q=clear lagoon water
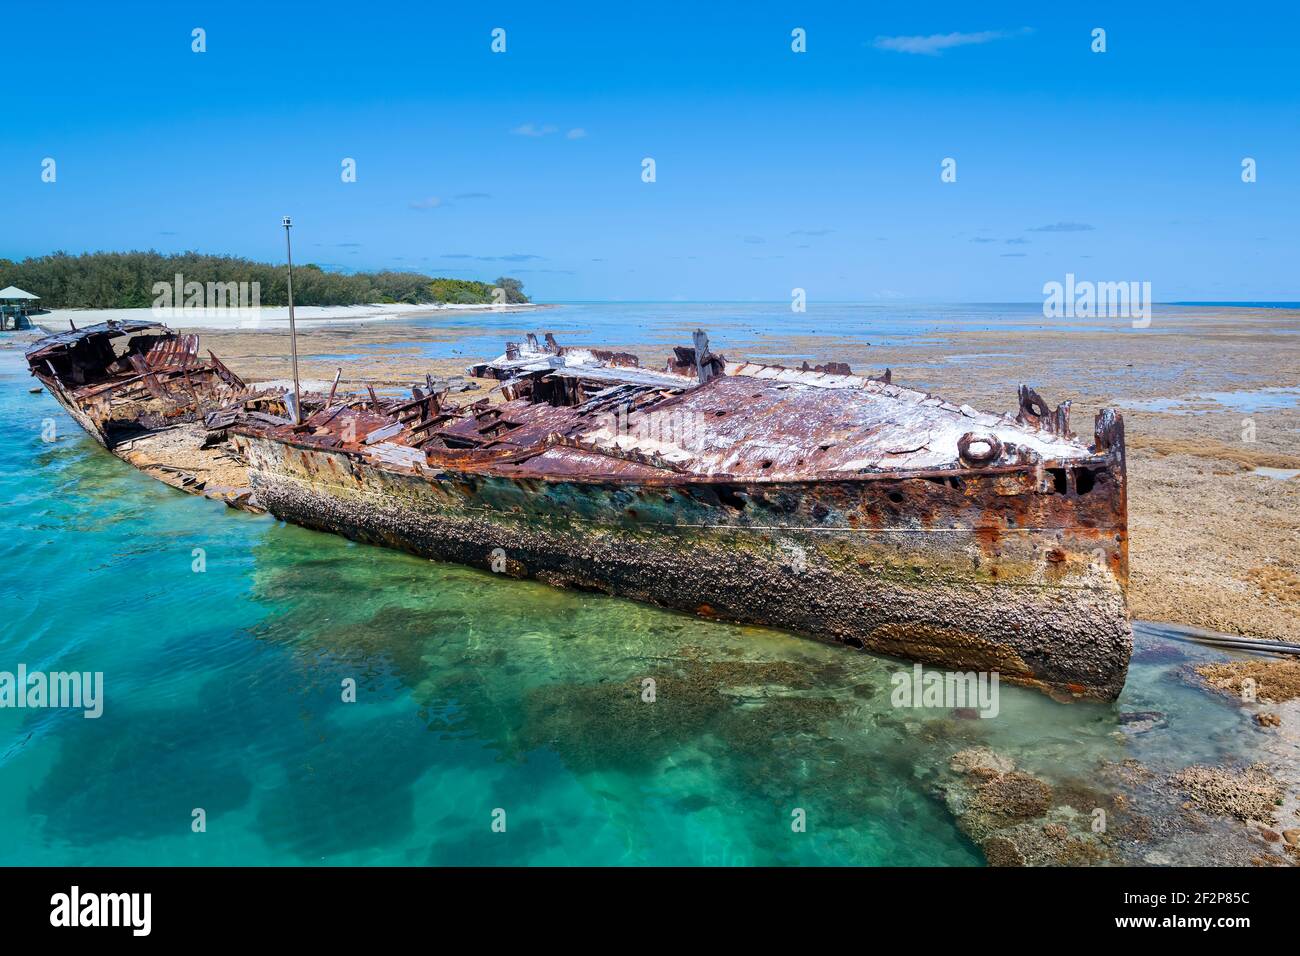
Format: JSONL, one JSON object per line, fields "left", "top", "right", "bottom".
{"left": 0, "top": 320, "right": 1264, "bottom": 866}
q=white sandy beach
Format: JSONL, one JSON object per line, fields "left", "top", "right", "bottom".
{"left": 32, "top": 301, "right": 543, "bottom": 333}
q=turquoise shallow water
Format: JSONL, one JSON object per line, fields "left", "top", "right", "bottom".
{"left": 0, "top": 331, "right": 1260, "bottom": 866}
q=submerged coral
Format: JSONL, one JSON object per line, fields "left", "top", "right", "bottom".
{"left": 941, "top": 748, "right": 1113, "bottom": 866}
{"left": 518, "top": 650, "right": 840, "bottom": 774}
{"left": 1169, "top": 763, "right": 1283, "bottom": 824}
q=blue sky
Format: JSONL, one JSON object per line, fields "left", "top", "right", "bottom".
{"left": 4, "top": 1, "right": 1297, "bottom": 301}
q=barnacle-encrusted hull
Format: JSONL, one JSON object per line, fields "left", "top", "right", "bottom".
{"left": 240, "top": 429, "right": 1131, "bottom": 700}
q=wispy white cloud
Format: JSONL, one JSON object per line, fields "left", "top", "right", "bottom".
{"left": 873, "top": 27, "right": 1031, "bottom": 56}
{"left": 513, "top": 123, "right": 587, "bottom": 139}
{"left": 1028, "top": 221, "right": 1095, "bottom": 232}
{"left": 512, "top": 123, "right": 559, "bottom": 137}
{"left": 512, "top": 122, "right": 559, "bottom": 137}
{"left": 439, "top": 253, "right": 544, "bottom": 262}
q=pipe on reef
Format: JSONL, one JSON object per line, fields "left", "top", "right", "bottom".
{"left": 1136, "top": 621, "right": 1300, "bottom": 657}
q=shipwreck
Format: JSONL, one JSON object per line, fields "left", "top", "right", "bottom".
{"left": 27, "top": 320, "right": 1132, "bottom": 700}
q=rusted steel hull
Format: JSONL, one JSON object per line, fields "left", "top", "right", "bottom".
{"left": 239, "top": 434, "right": 1131, "bottom": 700}
{"left": 40, "top": 381, "right": 113, "bottom": 447}
{"left": 28, "top": 320, "right": 1133, "bottom": 700}
{"left": 26, "top": 320, "right": 269, "bottom": 509}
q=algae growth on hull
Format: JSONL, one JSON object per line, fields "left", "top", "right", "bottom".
{"left": 2, "top": 346, "right": 1294, "bottom": 866}
{"left": 239, "top": 430, "right": 1131, "bottom": 701}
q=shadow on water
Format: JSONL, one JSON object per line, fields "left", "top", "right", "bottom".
{"left": 27, "top": 685, "right": 254, "bottom": 842}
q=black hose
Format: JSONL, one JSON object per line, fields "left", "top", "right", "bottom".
{"left": 1134, "top": 621, "right": 1300, "bottom": 657}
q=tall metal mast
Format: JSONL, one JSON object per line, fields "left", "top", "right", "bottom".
{"left": 282, "top": 216, "right": 302, "bottom": 423}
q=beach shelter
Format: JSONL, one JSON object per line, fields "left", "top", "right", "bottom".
{"left": 0, "top": 286, "right": 40, "bottom": 329}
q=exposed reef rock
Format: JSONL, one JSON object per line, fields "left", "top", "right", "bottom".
{"left": 1169, "top": 763, "right": 1283, "bottom": 825}
{"left": 941, "top": 748, "right": 1112, "bottom": 866}
{"left": 940, "top": 746, "right": 1299, "bottom": 867}
{"left": 1194, "top": 658, "right": 1300, "bottom": 704}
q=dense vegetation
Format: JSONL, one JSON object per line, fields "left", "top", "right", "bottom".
{"left": 0, "top": 252, "right": 528, "bottom": 308}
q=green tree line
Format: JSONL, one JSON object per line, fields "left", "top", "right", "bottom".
{"left": 0, "top": 251, "right": 529, "bottom": 308}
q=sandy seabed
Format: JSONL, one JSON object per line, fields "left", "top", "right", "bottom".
{"left": 36, "top": 301, "right": 544, "bottom": 331}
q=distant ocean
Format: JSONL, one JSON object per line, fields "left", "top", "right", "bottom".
{"left": 391, "top": 300, "right": 1298, "bottom": 363}
{"left": 1167, "top": 301, "right": 1300, "bottom": 308}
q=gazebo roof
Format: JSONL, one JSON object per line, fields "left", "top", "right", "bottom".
{"left": 0, "top": 286, "right": 40, "bottom": 300}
